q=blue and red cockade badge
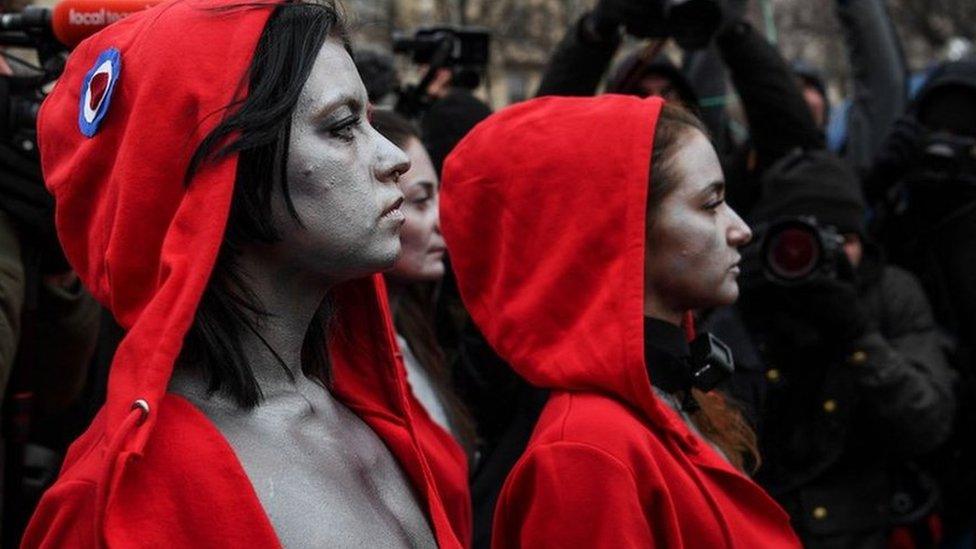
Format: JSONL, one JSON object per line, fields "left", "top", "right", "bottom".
{"left": 78, "top": 48, "right": 121, "bottom": 137}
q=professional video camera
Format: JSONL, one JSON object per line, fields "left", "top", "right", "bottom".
{"left": 661, "top": 0, "right": 723, "bottom": 50}
{"left": 915, "top": 131, "right": 976, "bottom": 187}
{"left": 0, "top": 6, "right": 66, "bottom": 154}
{"left": 391, "top": 26, "right": 490, "bottom": 118}
{"left": 742, "top": 216, "right": 846, "bottom": 286}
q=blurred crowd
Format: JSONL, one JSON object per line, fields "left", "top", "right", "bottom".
{"left": 1, "top": 0, "right": 975, "bottom": 547}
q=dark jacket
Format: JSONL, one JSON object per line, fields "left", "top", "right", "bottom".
{"left": 707, "top": 253, "right": 956, "bottom": 547}
{"left": 868, "top": 63, "right": 976, "bottom": 533}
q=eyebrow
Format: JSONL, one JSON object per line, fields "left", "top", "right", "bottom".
{"left": 414, "top": 180, "right": 437, "bottom": 192}
{"left": 312, "top": 94, "right": 363, "bottom": 123}
{"left": 698, "top": 180, "right": 725, "bottom": 197}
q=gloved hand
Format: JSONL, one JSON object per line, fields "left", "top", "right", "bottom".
{"left": 590, "top": 0, "right": 668, "bottom": 39}
{"left": 741, "top": 256, "right": 872, "bottom": 350}
{"left": 778, "top": 277, "right": 871, "bottom": 344}
{"left": 864, "top": 115, "right": 924, "bottom": 203}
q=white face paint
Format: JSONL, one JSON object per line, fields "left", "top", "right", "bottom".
{"left": 275, "top": 38, "right": 410, "bottom": 285}
{"left": 644, "top": 129, "right": 753, "bottom": 320}
{"left": 388, "top": 137, "right": 445, "bottom": 282}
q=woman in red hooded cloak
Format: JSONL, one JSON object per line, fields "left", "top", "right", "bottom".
{"left": 440, "top": 97, "right": 801, "bottom": 548}
{"left": 23, "top": 1, "right": 468, "bottom": 547}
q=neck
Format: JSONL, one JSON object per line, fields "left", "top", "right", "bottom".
{"left": 235, "top": 249, "right": 333, "bottom": 391}
{"left": 643, "top": 297, "right": 684, "bottom": 327}
{"left": 386, "top": 276, "right": 407, "bottom": 317}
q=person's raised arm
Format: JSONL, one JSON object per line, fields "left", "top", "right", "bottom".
{"left": 535, "top": 0, "right": 668, "bottom": 97}
{"left": 835, "top": 0, "right": 908, "bottom": 173}
{"left": 716, "top": 19, "right": 824, "bottom": 171}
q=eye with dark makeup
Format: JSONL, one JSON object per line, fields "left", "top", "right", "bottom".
{"left": 328, "top": 115, "right": 360, "bottom": 141}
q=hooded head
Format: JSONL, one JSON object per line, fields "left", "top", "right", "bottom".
{"left": 40, "top": 0, "right": 421, "bottom": 476}
{"left": 750, "top": 150, "right": 866, "bottom": 235}
{"left": 440, "top": 96, "right": 752, "bottom": 436}
{"left": 35, "top": 2, "right": 467, "bottom": 545}
{"left": 913, "top": 59, "right": 976, "bottom": 137}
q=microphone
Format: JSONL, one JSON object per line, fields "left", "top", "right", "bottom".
{"left": 52, "top": 0, "right": 161, "bottom": 48}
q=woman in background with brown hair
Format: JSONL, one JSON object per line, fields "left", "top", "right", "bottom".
{"left": 372, "top": 110, "right": 476, "bottom": 450}
{"left": 372, "top": 109, "right": 477, "bottom": 547}
{"left": 439, "top": 95, "right": 799, "bottom": 548}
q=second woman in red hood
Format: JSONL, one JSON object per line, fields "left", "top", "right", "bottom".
{"left": 440, "top": 95, "right": 801, "bottom": 548}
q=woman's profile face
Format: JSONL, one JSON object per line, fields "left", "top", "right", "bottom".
{"left": 645, "top": 128, "right": 752, "bottom": 314}
{"left": 388, "top": 137, "right": 446, "bottom": 282}
{"left": 276, "top": 38, "right": 410, "bottom": 284}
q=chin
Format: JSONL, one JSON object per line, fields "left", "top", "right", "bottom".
{"left": 423, "top": 261, "right": 446, "bottom": 280}
{"left": 717, "top": 283, "right": 740, "bottom": 306}
{"left": 373, "top": 240, "right": 402, "bottom": 272}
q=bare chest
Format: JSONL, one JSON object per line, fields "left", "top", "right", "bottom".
{"left": 170, "top": 377, "right": 436, "bottom": 548}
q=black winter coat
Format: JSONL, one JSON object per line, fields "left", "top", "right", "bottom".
{"left": 707, "top": 257, "right": 956, "bottom": 548}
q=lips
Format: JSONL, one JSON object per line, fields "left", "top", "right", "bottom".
{"left": 728, "top": 256, "right": 741, "bottom": 274}
{"left": 381, "top": 196, "right": 404, "bottom": 219}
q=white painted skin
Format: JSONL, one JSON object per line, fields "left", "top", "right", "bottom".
{"left": 644, "top": 128, "right": 753, "bottom": 325}
{"left": 169, "top": 38, "right": 437, "bottom": 549}
{"left": 387, "top": 137, "right": 446, "bottom": 283}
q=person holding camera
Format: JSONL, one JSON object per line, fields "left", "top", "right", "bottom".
{"left": 867, "top": 57, "right": 976, "bottom": 543}
{"left": 440, "top": 96, "right": 800, "bottom": 548}
{"left": 706, "top": 150, "right": 956, "bottom": 547}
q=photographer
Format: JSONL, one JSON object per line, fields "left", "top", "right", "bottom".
{"left": 868, "top": 57, "right": 976, "bottom": 542}
{"left": 707, "top": 150, "right": 956, "bottom": 547}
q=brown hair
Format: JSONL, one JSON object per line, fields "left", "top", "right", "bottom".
{"left": 372, "top": 109, "right": 478, "bottom": 453}
{"left": 648, "top": 103, "right": 760, "bottom": 473}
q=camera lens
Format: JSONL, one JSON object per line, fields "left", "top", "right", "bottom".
{"left": 766, "top": 226, "right": 820, "bottom": 281}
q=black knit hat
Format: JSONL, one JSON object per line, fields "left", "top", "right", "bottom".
{"left": 750, "top": 150, "right": 866, "bottom": 234}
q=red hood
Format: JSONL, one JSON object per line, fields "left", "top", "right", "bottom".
{"left": 441, "top": 94, "right": 679, "bottom": 428}
{"left": 37, "top": 1, "right": 463, "bottom": 545}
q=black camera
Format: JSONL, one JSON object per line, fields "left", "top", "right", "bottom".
{"left": 392, "top": 26, "right": 489, "bottom": 70}
{"left": 917, "top": 131, "right": 976, "bottom": 187}
{"left": 391, "top": 26, "right": 490, "bottom": 118}
{"left": 665, "top": 0, "right": 724, "bottom": 50}
{"left": 743, "top": 216, "right": 846, "bottom": 286}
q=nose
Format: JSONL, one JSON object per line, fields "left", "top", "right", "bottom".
{"left": 374, "top": 132, "right": 410, "bottom": 185}
{"left": 433, "top": 194, "right": 442, "bottom": 235}
{"left": 727, "top": 206, "right": 753, "bottom": 247}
